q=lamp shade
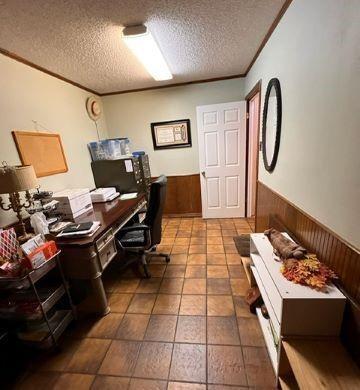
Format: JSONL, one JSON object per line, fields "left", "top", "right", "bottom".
{"left": 0, "top": 165, "right": 38, "bottom": 194}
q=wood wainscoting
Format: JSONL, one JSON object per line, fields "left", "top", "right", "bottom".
{"left": 256, "top": 181, "right": 360, "bottom": 364}
{"left": 161, "top": 174, "right": 202, "bottom": 217}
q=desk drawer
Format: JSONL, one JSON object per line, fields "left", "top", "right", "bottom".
{"left": 96, "top": 228, "right": 114, "bottom": 251}
{"left": 251, "top": 253, "right": 282, "bottom": 322}
{"left": 98, "top": 238, "right": 117, "bottom": 271}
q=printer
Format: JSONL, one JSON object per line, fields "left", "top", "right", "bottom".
{"left": 51, "top": 189, "right": 93, "bottom": 219}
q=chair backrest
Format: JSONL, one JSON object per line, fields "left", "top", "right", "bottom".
{"left": 144, "top": 175, "right": 167, "bottom": 245}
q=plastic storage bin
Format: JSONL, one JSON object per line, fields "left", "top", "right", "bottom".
{"left": 88, "top": 138, "right": 130, "bottom": 161}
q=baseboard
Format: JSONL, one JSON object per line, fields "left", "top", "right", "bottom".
{"left": 164, "top": 212, "right": 202, "bottom": 218}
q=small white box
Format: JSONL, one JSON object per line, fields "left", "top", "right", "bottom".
{"left": 52, "top": 189, "right": 93, "bottom": 218}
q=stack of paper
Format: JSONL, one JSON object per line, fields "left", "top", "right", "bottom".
{"left": 91, "top": 188, "right": 119, "bottom": 203}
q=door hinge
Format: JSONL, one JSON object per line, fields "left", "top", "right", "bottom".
{"left": 246, "top": 112, "right": 249, "bottom": 120}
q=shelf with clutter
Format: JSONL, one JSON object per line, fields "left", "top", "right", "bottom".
{"left": 0, "top": 228, "right": 76, "bottom": 348}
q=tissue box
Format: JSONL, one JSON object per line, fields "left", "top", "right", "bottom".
{"left": 27, "top": 241, "right": 58, "bottom": 269}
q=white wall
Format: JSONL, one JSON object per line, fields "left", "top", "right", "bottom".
{"left": 0, "top": 54, "right": 108, "bottom": 227}
{"left": 102, "top": 78, "right": 245, "bottom": 176}
{"left": 245, "top": 0, "right": 360, "bottom": 248}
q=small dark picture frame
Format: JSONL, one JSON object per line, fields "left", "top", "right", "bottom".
{"left": 151, "top": 119, "right": 192, "bottom": 150}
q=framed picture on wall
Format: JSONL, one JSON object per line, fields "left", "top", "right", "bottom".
{"left": 151, "top": 119, "right": 191, "bottom": 150}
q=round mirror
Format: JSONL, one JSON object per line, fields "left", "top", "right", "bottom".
{"left": 262, "top": 78, "right": 282, "bottom": 172}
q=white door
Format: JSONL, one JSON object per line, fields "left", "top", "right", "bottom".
{"left": 197, "top": 101, "right": 247, "bottom": 218}
{"left": 247, "top": 92, "right": 260, "bottom": 217}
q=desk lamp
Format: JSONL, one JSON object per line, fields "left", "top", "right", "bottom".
{"left": 0, "top": 163, "right": 38, "bottom": 242}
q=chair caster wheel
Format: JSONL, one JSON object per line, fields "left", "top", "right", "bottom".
{"left": 165, "top": 256, "right": 171, "bottom": 263}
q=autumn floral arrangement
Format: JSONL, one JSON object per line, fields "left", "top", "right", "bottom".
{"left": 264, "top": 229, "right": 337, "bottom": 291}
{"left": 280, "top": 254, "right": 337, "bottom": 290}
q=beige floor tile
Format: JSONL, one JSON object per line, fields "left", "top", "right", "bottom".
{"left": 207, "top": 236, "right": 223, "bottom": 245}
{"left": 129, "top": 378, "right": 167, "bottom": 390}
{"left": 170, "top": 254, "right": 188, "bottom": 264}
{"left": 207, "top": 265, "right": 229, "bottom": 278}
{"left": 230, "top": 279, "right": 249, "bottom": 296}
{"left": 207, "top": 278, "right": 232, "bottom": 295}
{"left": 185, "top": 265, "right": 207, "bottom": 278}
{"left": 127, "top": 294, "right": 156, "bottom": 314}
{"left": 189, "top": 245, "right": 207, "bottom": 254}
{"left": 168, "top": 382, "right": 206, "bottom": 390}
{"left": 174, "top": 237, "right": 191, "bottom": 245}
{"left": 159, "top": 278, "right": 184, "bottom": 294}
{"left": 134, "top": 342, "right": 173, "bottom": 379}
{"left": 179, "top": 295, "right": 206, "bottom": 315}
{"left": 190, "top": 237, "right": 206, "bottom": 245}
{"left": 238, "top": 317, "right": 265, "bottom": 347}
{"left": 182, "top": 278, "right": 206, "bottom": 294}
{"left": 152, "top": 294, "right": 181, "bottom": 314}
{"left": 207, "top": 317, "right": 240, "bottom": 345}
{"left": 169, "top": 343, "right": 206, "bottom": 383}
{"left": 187, "top": 254, "right": 207, "bottom": 264}
{"left": 226, "top": 254, "right": 242, "bottom": 265}
{"left": 207, "top": 245, "right": 225, "bottom": 254}
{"left": 164, "top": 265, "right": 186, "bottom": 278}
{"left": 206, "top": 254, "right": 227, "bottom": 265}
{"left": 208, "top": 345, "right": 247, "bottom": 386}
{"left": 175, "top": 316, "right": 206, "bottom": 344}
{"left": 116, "top": 314, "right": 150, "bottom": 340}
{"left": 54, "top": 373, "right": 94, "bottom": 390}
{"left": 136, "top": 278, "right": 162, "bottom": 293}
{"left": 207, "top": 230, "right": 221, "bottom": 237}
{"left": 108, "top": 293, "right": 133, "bottom": 313}
{"left": 92, "top": 376, "right": 130, "bottom": 390}
{"left": 171, "top": 245, "right": 189, "bottom": 254}
{"left": 144, "top": 315, "right": 177, "bottom": 342}
{"left": 99, "top": 340, "right": 141, "bottom": 376}
{"left": 207, "top": 295, "right": 234, "bottom": 316}
{"left": 67, "top": 338, "right": 111, "bottom": 374}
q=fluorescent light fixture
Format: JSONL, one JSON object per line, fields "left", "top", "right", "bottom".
{"left": 122, "top": 25, "right": 173, "bottom": 81}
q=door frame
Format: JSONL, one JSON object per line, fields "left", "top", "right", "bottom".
{"left": 245, "top": 80, "right": 262, "bottom": 230}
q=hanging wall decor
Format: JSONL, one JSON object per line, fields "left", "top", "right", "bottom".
{"left": 262, "top": 78, "right": 282, "bottom": 172}
{"left": 151, "top": 119, "right": 191, "bottom": 150}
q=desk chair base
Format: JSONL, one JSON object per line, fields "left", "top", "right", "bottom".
{"left": 120, "top": 245, "right": 170, "bottom": 279}
{"left": 142, "top": 251, "right": 170, "bottom": 278}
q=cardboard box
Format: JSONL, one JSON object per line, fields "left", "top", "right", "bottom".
{"left": 52, "top": 188, "right": 93, "bottom": 218}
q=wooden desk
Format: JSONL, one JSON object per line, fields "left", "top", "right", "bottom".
{"left": 56, "top": 194, "right": 146, "bottom": 316}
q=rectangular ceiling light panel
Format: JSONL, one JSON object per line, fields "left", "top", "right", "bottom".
{"left": 123, "top": 25, "right": 173, "bottom": 81}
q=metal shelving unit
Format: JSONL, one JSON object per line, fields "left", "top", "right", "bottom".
{"left": 0, "top": 251, "right": 76, "bottom": 348}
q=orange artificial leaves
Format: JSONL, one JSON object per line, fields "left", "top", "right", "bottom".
{"left": 280, "top": 254, "right": 337, "bottom": 291}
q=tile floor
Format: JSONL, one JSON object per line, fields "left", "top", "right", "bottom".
{"left": 16, "top": 216, "right": 276, "bottom": 389}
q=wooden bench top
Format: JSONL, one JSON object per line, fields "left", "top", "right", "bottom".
{"left": 282, "top": 338, "right": 360, "bottom": 389}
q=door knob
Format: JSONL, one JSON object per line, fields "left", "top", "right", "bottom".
{"left": 201, "top": 171, "right": 206, "bottom": 177}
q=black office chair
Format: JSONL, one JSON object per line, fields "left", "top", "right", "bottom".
{"left": 116, "top": 175, "right": 170, "bottom": 278}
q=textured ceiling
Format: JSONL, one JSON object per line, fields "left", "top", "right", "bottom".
{"left": 0, "top": 0, "right": 286, "bottom": 94}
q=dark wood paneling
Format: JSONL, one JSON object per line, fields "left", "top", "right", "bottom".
{"left": 161, "top": 174, "right": 202, "bottom": 216}
{"left": 256, "top": 181, "right": 359, "bottom": 298}
{"left": 256, "top": 181, "right": 360, "bottom": 364}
